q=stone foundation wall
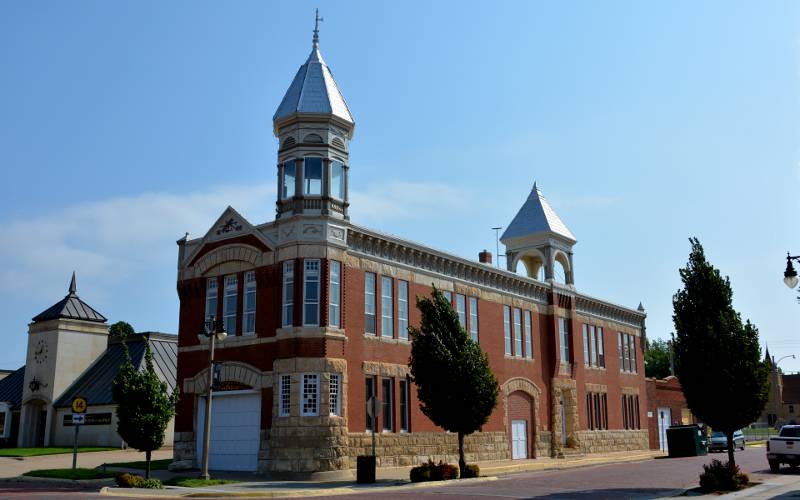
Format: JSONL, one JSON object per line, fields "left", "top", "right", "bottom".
{"left": 536, "top": 430, "right": 553, "bottom": 458}
{"left": 266, "top": 416, "right": 349, "bottom": 473}
{"left": 347, "top": 431, "right": 509, "bottom": 467}
{"left": 575, "top": 429, "right": 649, "bottom": 453}
{"left": 171, "top": 431, "right": 195, "bottom": 470}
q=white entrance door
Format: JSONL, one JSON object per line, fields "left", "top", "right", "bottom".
{"left": 511, "top": 420, "right": 528, "bottom": 459}
{"left": 658, "top": 407, "right": 672, "bottom": 452}
{"left": 197, "top": 390, "right": 261, "bottom": 471}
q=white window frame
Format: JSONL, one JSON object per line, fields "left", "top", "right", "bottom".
{"left": 456, "top": 294, "right": 467, "bottom": 328}
{"left": 331, "top": 161, "right": 345, "bottom": 200}
{"left": 524, "top": 310, "right": 533, "bottom": 359}
{"left": 623, "top": 333, "right": 630, "bottom": 372}
{"left": 630, "top": 336, "right": 637, "bottom": 372}
{"left": 559, "top": 317, "right": 570, "bottom": 364}
{"left": 301, "top": 373, "right": 320, "bottom": 417}
{"left": 503, "top": 306, "right": 512, "bottom": 356}
{"left": 329, "top": 373, "right": 341, "bottom": 416}
{"left": 223, "top": 275, "right": 237, "bottom": 336}
{"left": 398, "top": 280, "right": 409, "bottom": 340}
{"left": 303, "top": 260, "right": 320, "bottom": 326}
{"left": 381, "top": 276, "right": 393, "bottom": 338}
{"left": 242, "top": 271, "right": 256, "bottom": 336}
{"left": 205, "top": 278, "right": 217, "bottom": 321}
{"left": 365, "top": 272, "right": 376, "bottom": 335}
{"left": 469, "top": 297, "right": 479, "bottom": 342}
{"left": 399, "top": 378, "right": 410, "bottom": 432}
{"left": 329, "top": 261, "right": 341, "bottom": 328}
{"left": 582, "top": 324, "right": 590, "bottom": 367}
{"left": 590, "top": 325, "right": 598, "bottom": 367}
{"left": 513, "top": 308, "right": 522, "bottom": 357}
{"left": 282, "top": 261, "right": 294, "bottom": 328}
{"left": 279, "top": 374, "right": 291, "bottom": 417}
{"left": 597, "top": 327, "right": 605, "bottom": 367}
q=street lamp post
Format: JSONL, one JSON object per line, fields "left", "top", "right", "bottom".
{"left": 784, "top": 253, "right": 800, "bottom": 291}
{"left": 199, "top": 315, "right": 227, "bottom": 481}
{"left": 776, "top": 354, "right": 796, "bottom": 369}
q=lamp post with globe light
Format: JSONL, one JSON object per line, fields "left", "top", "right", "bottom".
{"left": 199, "top": 315, "right": 227, "bottom": 480}
{"left": 784, "top": 253, "right": 800, "bottom": 301}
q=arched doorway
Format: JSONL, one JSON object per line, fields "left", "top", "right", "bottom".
{"left": 508, "top": 390, "right": 534, "bottom": 459}
{"left": 22, "top": 400, "right": 48, "bottom": 447}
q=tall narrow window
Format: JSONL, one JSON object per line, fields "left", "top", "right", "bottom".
{"left": 630, "top": 336, "right": 637, "bottom": 372}
{"left": 524, "top": 310, "right": 533, "bottom": 359}
{"left": 623, "top": 334, "right": 630, "bottom": 372}
{"left": 622, "top": 395, "right": 628, "bottom": 429}
{"left": 381, "top": 276, "right": 393, "bottom": 338}
{"left": 364, "top": 273, "right": 376, "bottom": 335}
{"left": 365, "top": 377, "right": 375, "bottom": 431}
{"left": 303, "top": 260, "right": 320, "bottom": 326}
{"left": 513, "top": 308, "right": 522, "bottom": 357}
{"left": 223, "top": 275, "right": 237, "bottom": 336}
{"left": 634, "top": 395, "right": 640, "bottom": 429}
{"left": 456, "top": 294, "right": 466, "bottom": 328}
{"left": 382, "top": 378, "right": 393, "bottom": 432}
{"left": 331, "top": 161, "right": 344, "bottom": 200}
{"left": 597, "top": 327, "right": 605, "bottom": 367}
{"left": 279, "top": 374, "right": 291, "bottom": 417}
{"left": 282, "top": 160, "right": 296, "bottom": 199}
{"left": 329, "top": 374, "right": 341, "bottom": 416}
{"left": 242, "top": 271, "right": 256, "bottom": 335}
{"left": 590, "top": 325, "right": 598, "bottom": 367}
{"left": 399, "top": 378, "right": 410, "bottom": 432}
{"left": 282, "top": 261, "right": 294, "bottom": 327}
{"left": 301, "top": 374, "right": 319, "bottom": 416}
{"left": 398, "top": 280, "right": 409, "bottom": 340}
{"left": 559, "top": 317, "right": 570, "bottom": 364}
{"left": 618, "top": 332, "right": 624, "bottom": 371}
{"left": 503, "top": 306, "right": 512, "bottom": 355}
{"left": 582, "top": 324, "right": 590, "bottom": 367}
{"left": 469, "top": 297, "right": 479, "bottom": 342}
{"left": 205, "top": 278, "right": 217, "bottom": 320}
{"left": 586, "top": 394, "right": 593, "bottom": 430}
{"left": 304, "top": 157, "right": 322, "bottom": 195}
{"left": 602, "top": 393, "right": 608, "bottom": 429}
{"left": 329, "top": 261, "right": 341, "bottom": 328}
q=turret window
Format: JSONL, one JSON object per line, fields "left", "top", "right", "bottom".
{"left": 282, "top": 160, "right": 296, "bottom": 199}
{"left": 304, "top": 157, "right": 323, "bottom": 195}
{"left": 331, "top": 161, "right": 344, "bottom": 199}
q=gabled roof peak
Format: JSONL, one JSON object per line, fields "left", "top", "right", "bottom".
{"left": 501, "top": 182, "right": 576, "bottom": 243}
{"left": 31, "top": 272, "right": 107, "bottom": 324}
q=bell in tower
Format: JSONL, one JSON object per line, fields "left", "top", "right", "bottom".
{"left": 273, "top": 9, "right": 355, "bottom": 221}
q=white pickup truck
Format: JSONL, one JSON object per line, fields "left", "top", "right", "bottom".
{"left": 767, "top": 425, "right": 800, "bottom": 472}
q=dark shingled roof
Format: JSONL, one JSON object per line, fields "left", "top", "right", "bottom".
{"left": 783, "top": 374, "right": 800, "bottom": 404}
{"left": 32, "top": 273, "right": 107, "bottom": 324}
{"left": 0, "top": 366, "right": 25, "bottom": 410}
{"left": 54, "top": 332, "right": 177, "bottom": 408}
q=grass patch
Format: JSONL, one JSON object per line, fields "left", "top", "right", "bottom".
{"left": 165, "top": 476, "right": 240, "bottom": 488}
{"left": 23, "top": 468, "right": 117, "bottom": 480}
{"left": 0, "top": 447, "right": 116, "bottom": 457}
{"left": 104, "top": 458, "right": 172, "bottom": 470}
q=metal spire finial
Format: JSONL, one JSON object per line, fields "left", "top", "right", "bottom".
{"left": 69, "top": 271, "right": 77, "bottom": 295}
{"left": 313, "top": 8, "right": 323, "bottom": 48}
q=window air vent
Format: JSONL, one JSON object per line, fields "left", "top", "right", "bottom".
{"left": 304, "top": 134, "right": 324, "bottom": 144}
{"left": 331, "top": 137, "right": 345, "bottom": 149}
{"left": 282, "top": 137, "right": 296, "bottom": 149}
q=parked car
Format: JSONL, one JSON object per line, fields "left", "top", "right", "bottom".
{"left": 708, "top": 430, "right": 746, "bottom": 452}
{"left": 767, "top": 425, "right": 800, "bottom": 472}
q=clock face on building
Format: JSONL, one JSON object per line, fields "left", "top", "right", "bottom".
{"left": 34, "top": 339, "right": 48, "bottom": 364}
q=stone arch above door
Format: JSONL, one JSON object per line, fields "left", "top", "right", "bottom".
{"left": 183, "top": 361, "right": 270, "bottom": 394}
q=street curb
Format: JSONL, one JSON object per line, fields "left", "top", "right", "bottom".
{"left": 9, "top": 474, "right": 116, "bottom": 486}
{"left": 480, "top": 451, "right": 659, "bottom": 476}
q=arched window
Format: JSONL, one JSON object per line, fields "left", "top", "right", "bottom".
{"left": 304, "top": 133, "right": 324, "bottom": 144}
{"left": 515, "top": 254, "right": 545, "bottom": 281}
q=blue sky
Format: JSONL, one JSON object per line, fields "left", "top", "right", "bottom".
{"left": 1, "top": 2, "right": 799, "bottom": 371}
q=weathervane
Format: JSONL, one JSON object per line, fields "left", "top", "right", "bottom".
{"left": 313, "top": 8, "right": 323, "bottom": 47}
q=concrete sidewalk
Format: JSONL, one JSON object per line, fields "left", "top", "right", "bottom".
{"left": 0, "top": 448, "right": 173, "bottom": 479}
{"left": 99, "top": 449, "right": 663, "bottom": 498}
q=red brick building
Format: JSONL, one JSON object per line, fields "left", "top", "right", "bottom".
{"left": 171, "top": 26, "right": 648, "bottom": 474}
{"left": 646, "top": 376, "right": 696, "bottom": 451}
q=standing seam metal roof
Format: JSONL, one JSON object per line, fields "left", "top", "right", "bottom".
{"left": 501, "top": 183, "right": 576, "bottom": 243}
{"left": 31, "top": 273, "right": 107, "bottom": 323}
{"left": 0, "top": 366, "right": 25, "bottom": 410}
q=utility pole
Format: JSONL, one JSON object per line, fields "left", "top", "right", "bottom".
{"left": 491, "top": 227, "right": 502, "bottom": 269}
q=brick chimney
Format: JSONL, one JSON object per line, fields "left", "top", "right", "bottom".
{"left": 479, "top": 250, "right": 492, "bottom": 265}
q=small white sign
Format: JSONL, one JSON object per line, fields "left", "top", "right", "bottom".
{"left": 71, "top": 414, "right": 85, "bottom": 425}
{"left": 647, "top": 411, "right": 654, "bottom": 418}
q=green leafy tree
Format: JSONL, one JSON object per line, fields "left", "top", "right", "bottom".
{"left": 645, "top": 338, "right": 673, "bottom": 379}
{"left": 112, "top": 336, "right": 178, "bottom": 478}
{"left": 109, "top": 321, "right": 135, "bottom": 339}
{"left": 672, "top": 238, "right": 769, "bottom": 467}
{"left": 409, "top": 287, "right": 499, "bottom": 477}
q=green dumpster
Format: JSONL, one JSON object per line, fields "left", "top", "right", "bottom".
{"left": 666, "top": 424, "right": 708, "bottom": 457}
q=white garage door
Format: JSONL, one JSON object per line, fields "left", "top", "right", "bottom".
{"left": 197, "top": 390, "right": 261, "bottom": 471}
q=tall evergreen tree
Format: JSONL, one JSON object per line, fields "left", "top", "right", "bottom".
{"left": 672, "top": 238, "right": 769, "bottom": 467}
{"left": 409, "top": 287, "right": 499, "bottom": 477}
{"left": 112, "top": 336, "right": 178, "bottom": 478}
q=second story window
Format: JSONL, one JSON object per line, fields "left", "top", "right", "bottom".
{"left": 590, "top": 325, "right": 598, "bottom": 367}
{"left": 398, "top": 280, "right": 409, "bottom": 340}
{"left": 223, "top": 275, "right": 237, "bottom": 336}
{"left": 524, "top": 310, "right": 532, "bottom": 359}
{"left": 597, "top": 327, "right": 605, "bottom": 367}
{"left": 282, "top": 261, "right": 294, "bottom": 327}
{"left": 242, "top": 271, "right": 256, "bottom": 335}
{"left": 281, "top": 160, "right": 296, "bottom": 199}
{"left": 381, "top": 277, "right": 393, "bottom": 338}
{"left": 503, "top": 305, "right": 512, "bottom": 355}
{"left": 513, "top": 308, "right": 522, "bottom": 357}
{"left": 456, "top": 294, "right": 466, "bottom": 329}
{"left": 365, "top": 273, "right": 376, "bottom": 335}
{"left": 331, "top": 161, "right": 344, "bottom": 199}
{"left": 469, "top": 297, "right": 479, "bottom": 342}
{"left": 304, "top": 157, "right": 323, "bottom": 195}
{"left": 559, "top": 317, "right": 570, "bottom": 364}
{"left": 303, "top": 260, "right": 320, "bottom": 326}
{"left": 205, "top": 278, "right": 217, "bottom": 320}
{"left": 329, "top": 261, "right": 341, "bottom": 328}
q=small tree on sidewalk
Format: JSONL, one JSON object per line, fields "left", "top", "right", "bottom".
{"left": 409, "top": 287, "right": 499, "bottom": 477}
{"left": 112, "top": 334, "right": 178, "bottom": 478}
{"left": 672, "top": 238, "right": 769, "bottom": 469}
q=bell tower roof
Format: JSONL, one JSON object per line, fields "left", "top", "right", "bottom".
{"left": 31, "top": 272, "right": 107, "bottom": 324}
{"left": 501, "top": 182, "right": 576, "bottom": 244}
{"left": 273, "top": 10, "right": 354, "bottom": 132}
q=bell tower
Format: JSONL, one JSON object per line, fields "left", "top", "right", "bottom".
{"left": 273, "top": 10, "right": 355, "bottom": 221}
